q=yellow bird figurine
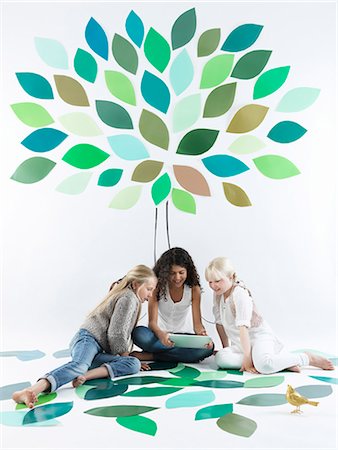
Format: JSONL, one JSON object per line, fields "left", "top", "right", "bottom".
{"left": 286, "top": 384, "right": 319, "bottom": 414}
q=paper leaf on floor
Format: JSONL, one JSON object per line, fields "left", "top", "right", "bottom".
{"left": 123, "top": 387, "right": 182, "bottom": 397}
{"left": 195, "top": 371, "right": 227, "bottom": 382}
{"left": 114, "top": 376, "right": 169, "bottom": 385}
{"left": 0, "top": 411, "right": 59, "bottom": 427}
{"left": 85, "top": 383, "right": 128, "bottom": 400}
{"left": 166, "top": 390, "right": 215, "bottom": 408}
{"left": 296, "top": 384, "right": 334, "bottom": 397}
{"left": 160, "top": 378, "right": 195, "bottom": 387}
{"left": 84, "top": 405, "right": 159, "bottom": 417}
{"left": 309, "top": 377, "right": 338, "bottom": 385}
{"left": 75, "top": 385, "right": 94, "bottom": 399}
{"left": 22, "top": 402, "right": 73, "bottom": 425}
{"left": 217, "top": 413, "right": 257, "bottom": 437}
{"left": 195, "top": 403, "right": 233, "bottom": 420}
{"left": 237, "top": 393, "right": 287, "bottom": 406}
{"left": 169, "top": 365, "right": 201, "bottom": 379}
{"left": 244, "top": 376, "right": 284, "bottom": 388}
{"left": 52, "top": 349, "right": 71, "bottom": 358}
{"left": 16, "top": 393, "right": 57, "bottom": 410}
{"left": 0, "top": 382, "right": 31, "bottom": 401}
{"left": 194, "top": 380, "right": 244, "bottom": 389}
{"left": 116, "top": 415, "right": 157, "bottom": 436}
{"left": 0, "top": 350, "right": 45, "bottom": 361}
{"left": 148, "top": 362, "right": 178, "bottom": 371}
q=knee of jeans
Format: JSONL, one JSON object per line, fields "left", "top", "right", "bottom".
{"left": 254, "top": 356, "right": 274, "bottom": 374}
{"left": 71, "top": 361, "right": 90, "bottom": 375}
{"left": 127, "top": 357, "right": 141, "bottom": 374}
{"left": 132, "top": 326, "right": 148, "bottom": 344}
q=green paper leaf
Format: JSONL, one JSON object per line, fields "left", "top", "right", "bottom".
{"left": 203, "top": 83, "right": 236, "bottom": 118}
{"left": 54, "top": 75, "right": 89, "bottom": 106}
{"left": 98, "top": 168, "right": 123, "bottom": 187}
{"left": 217, "top": 413, "right": 257, "bottom": 437}
{"left": 74, "top": 49, "right": 98, "bottom": 83}
{"left": 253, "top": 155, "right": 300, "bottom": 179}
{"left": 160, "top": 378, "right": 195, "bottom": 387}
{"left": 177, "top": 129, "right": 219, "bottom": 156}
{"left": 267, "top": 121, "right": 307, "bottom": 143}
{"left": 172, "top": 94, "right": 201, "bottom": 133}
{"left": 197, "top": 28, "right": 221, "bottom": 57}
{"left": 223, "top": 183, "right": 252, "bottom": 207}
{"left": 105, "top": 71, "right": 136, "bottom": 105}
{"left": 16, "top": 72, "right": 54, "bottom": 99}
{"left": 169, "top": 365, "right": 201, "bottom": 379}
{"left": 227, "top": 104, "right": 269, "bottom": 133}
{"left": 56, "top": 172, "right": 92, "bottom": 195}
{"left": 139, "top": 109, "right": 169, "bottom": 150}
{"left": 194, "top": 380, "right": 244, "bottom": 389}
{"left": 221, "top": 24, "right": 263, "bottom": 52}
{"left": 62, "top": 144, "right": 109, "bottom": 169}
{"left": 144, "top": 28, "right": 171, "bottom": 73}
{"left": 237, "top": 393, "right": 287, "bottom": 406}
{"left": 84, "top": 405, "right": 158, "bottom": 417}
{"left": 172, "top": 189, "right": 196, "bottom": 214}
{"left": 171, "top": 8, "right": 196, "bottom": 50}
{"left": 166, "top": 390, "right": 215, "bottom": 409}
{"left": 253, "top": 66, "right": 290, "bottom": 99}
{"left": 16, "top": 393, "right": 57, "bottom": 410}
{"left": 296, "top": 384, "right": 334, "bottom": 396}
{"left": 276, "top": 87, "right": 320, "bottom": 112}
{"left": 231, "top": 50, "right": 272, "bottom": 79}
{"left": 132, "top": 160, "right": 163, "bottom": 183}
{"left": 228, "top": 135, "right": 266, "bottom": 155}
{"left": 151, "top": 173, "right": 171, "bottom": 205}
{"left": 10, "top": 157, "right": 56, "bottom": 184}
{"left": 85, "top": 382, "right": 128, "bottom": 400}
{"left": 200, "top": 54, "right": 234, "bottom": 89}
{"left": 34, "top": 37, "right": 68, "bottom": 69}
{"left": 22, "top": 402, "right": 73, "bottom": 425}
{"left": 11, "top": 102, "right": 54, "bottom": 127}
{"left": 123, "top": 387, "right": 181, "bottom": 397}
{"left": 112, "top": 34, "right": 138, "bottom": 74}
{"left": 96, "top": 100, "right": 133, "bottom": 129}
{"left": 244, "top": 376, "right": 284, "bottom": 388}
{"left": 195, "top": 403, "right": 233, "bottom": 420}
{"left": 109, "top": 186, "right": 142, "bottom": 210}
{"left": 116, "top": 415, "right": 157, "bottom": 436}
{"left": 58, "top": 112, "right": 103, "bottom": 136}
{"left": 114, "top": 376, "right": 169, "bottom": 385}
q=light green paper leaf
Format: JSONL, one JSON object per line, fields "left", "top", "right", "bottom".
{"left": 56, "top": 172, "right": 92, "bottom": 195}
{"left": 109, "top": 186, "right": 142, "bottom": 210}
{"left": 16, "top": 393, "right": 57, "bottom": 410}
{"left": 276, "top": 87, "right": 320, "bottom": 112}
{"left": 244, "top": 376, "right": 284, "bottom": 388}
{"left": 171, "top": 8, "right": 196, "bottom": 50}
{"left": 172, "top": 188, "right": 196, "bottom": 214}
{"left": 112, "top": 34, "right": 138, "bottom": 74}
{"left": 253, "top": 66, "right": 290, "bottom": 99}
{"left": 197, "top": 28, "right": 221, "bottom": 57}
{"left": 34, "top": 37, "right": 68, "bottom": 69}
{"left": 172, "top": 94, "right": 201, "bottom": 133}
{"left": 132, "top": 160, "right": 163, "bottom": 183}
{"left": 195, "top": 371, "right": 227, "bottom": 382}
{"left": 10, "top": 157, "right": 56, "bottom": 184}
{"left": 58, "top": 112, "right": 103, "bottom": 136}
{"left": 62, "top": 144, "right": 109, "bottom": 169}
{"left": 217, "top": 413, "right": 257, "bottom": 437}
{"left": 195, "top": 403, "right": 233, "bottom": 420}
{"left": 11, "top": 102, "right": 54, "bottom": 127}
{"left": 151, "top": 173, "right": 171, "bottom": 205}
{"left": 105, "top": 71, "right": 136, "bottom": 105}
{"left": 139, "top": 109, "right": 169, "bottom": 150}
{"left": 253, "top": 155, "right": 300, "bottom": 179}
{"left": 116, "top": 415, "right": 157, "bottom": 436}
{"left": 203, "top": 83, "right": 236, "bottom": 118}
{"left": 228, "top": 135, "right": 266, "bottom": 155}
{"left": 223, "top": 183, "right": 252, "bottom": 207}
{"left": 166, "top": 390, "right": 215, "bottom": 409}
{"left": 144, "top": 28, "right": 171, "bottom": 73}
{"left": 226, "top": 104, "right": 269, "bottom": 133}
{"left": 200, "top": 54, "right": 234, "bottom": 89}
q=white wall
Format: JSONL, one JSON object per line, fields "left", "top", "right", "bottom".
{"left": 1, "top": 1, "right": 336, "bottom": 353}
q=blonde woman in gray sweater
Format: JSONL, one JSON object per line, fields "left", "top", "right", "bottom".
{"left": 12, "top": 265, "right": 157, "bottom": 408}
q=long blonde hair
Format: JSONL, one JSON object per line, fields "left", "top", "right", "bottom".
{"left": 88, "top": 265, "right": 156, "bottom": 318}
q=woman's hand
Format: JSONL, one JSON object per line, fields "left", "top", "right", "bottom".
{"left": 194, "top": 326, "right": 207, "bottom": 336}
{"left": 240, "top": 355, "right": 259, "bottom": 374}
{"left": 157, "top": 330, "right": 174, "bottom": 347}
{"left": 205, "top": 339, "right": 214, "bottom": 349}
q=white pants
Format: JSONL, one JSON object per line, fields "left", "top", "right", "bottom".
{"left": 215, "top": 338, "right": 309, "bottom": 374}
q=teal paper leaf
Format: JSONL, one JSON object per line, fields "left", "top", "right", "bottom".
{"left": 96, "top": 100, "right": 133, "bottom": 129}
{"left": 194, "top": 380, "right": 244, "bottom": 389}
{"left": 112, "top": 34, "right": 138, "bottom": 74}
{"left": 171, "top": 8, "right": 196, "bottom": 50}
{"left": 22, "top": 402, "right": 73, "bottom": 425}
{"left": 116, "top": 415, "right": 157, "bottom": 436}
{"left": 34, "top": 37, "right": 68, "bottom": 69}
{"left": 267, "top": 121, "right": 307, "bottom": 143}
{"left": 195, "top": 403, "right": 233, "bottom": 420}
{"left": 62, "top": 144, "right": 110, "bottom": 169}
{"left": 276, "top": 87, "right": 320, "bottom": 112}
{"left": 85, "top": 17, "right": 108, "bottom": 60}
{"left": 125, "top": 10, "right": 144, "bottom": 48}
{"left": 16, "top": 73, "right": 54, "bottom": 99}
{"left": 74, "top": 49, "right": 98, "bottom": 83}
{"left": 85, "top": 381, "right": 128, "bottom": 400}
{"left": 170, "top": 49, "right": 194, "bottom": 95}
{"left": 98, "top": 169, "right": 123, "bottom": 187}
{"left": 151, "top": 173, "right": 171, "bottom": 205}
{"left": 166, "top": 390, "right": 215, "bottom": 408}
{"left": 231, "top": 50, "right": 272, "bottom": 79}
{"left": 202, "top": 155, "right": 250, "bottom": 177}
{"left": 108, "top": 135, "right": 149, "bottom": 160}
{"left": 253, "top": 155, "right": 300, "bottom": 179}
{"left": 177, "top": 129, "right": 219, "bottom": 156}
{"left": 308, "top": 376, "right": 338, "bottom": 385}
{"left": 141, "top": 71, "right": 170, "bottom": 113}
{"left": 10, "top": 157, "right": 56, "bottom": 184}
{"left": 114, "top": 376, "right": 168, "bottom": 385}
{"left": 244, "top": 376, "right": 284, "bottom": 388}
{"left": 237, "top": 393, "right": 287, "bottom": 406}
{"left": 221, "top": 24, "right": 263, "bottom": 52}
{"left": 253, "top": 66, "right": 290, "bottom": 99}
{"left": 123, "top": 387, "right": 181, "bottom": 397}
{"left": 21, "top": 128, "right": 68, "bottom": 152}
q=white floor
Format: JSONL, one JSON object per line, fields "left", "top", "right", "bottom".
{"left": 1, "top": 344, "right": 337, "bottom": 450}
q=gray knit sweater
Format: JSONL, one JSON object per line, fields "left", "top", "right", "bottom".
{"left": 81, "top": 288, "right": 140, "bottom": 355}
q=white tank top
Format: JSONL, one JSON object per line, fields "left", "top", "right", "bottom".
{"left": 157, "top": 284, "right": 192, "bottom": 332}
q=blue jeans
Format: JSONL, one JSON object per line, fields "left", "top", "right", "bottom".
{"left": 43, "top": 329, "right": 141, "bottom": 391}
{"left": 132, "top": 326, "right": 214, "bottom": 363}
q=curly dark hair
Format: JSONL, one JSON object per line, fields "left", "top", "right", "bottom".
{"left": 153, "top": 247, "right": 201, "bottom": 301}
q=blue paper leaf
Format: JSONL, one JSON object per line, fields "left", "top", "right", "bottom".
{"left": 141, "top": 71, "right": 170, "bottom": 114}
{"left": 125, "top": 10, "right": 144, "bottom": 47}
{"left": 16, "top": 73, "right": 54, "bottom": 99}
{"left": 202, "top": 155, "right": 250, "bottom": 177}
{"left": 85, "top": 17, "right": 108, "bottom": 60}
{"left": 21, "top": 128, "right": 68, "bottom": 152}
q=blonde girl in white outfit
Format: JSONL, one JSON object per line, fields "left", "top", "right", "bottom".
{"left": 205, "top": 257, "right": 334, "bottom": 374}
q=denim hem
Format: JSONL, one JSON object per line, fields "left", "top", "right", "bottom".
{"left": 103, "top": 363, "right": 115, "bottom": 380}
{"left": 39, "top": 375, "right": 57, "bottom": 393}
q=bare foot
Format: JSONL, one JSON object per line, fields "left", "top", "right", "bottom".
{"left": 287, "top": 365, "right": 301, "bottom": 373}
{"left": 12, "top": 389, "right": 38, "bottom": 408}
{"left": 306, "top": 353, "right": 334, "bottom": 370}
{"left": 130, "top": 350, "right": 154, "bottom": 361}
{"left": 72, "top": 375, "right": 86, "bottom": 388}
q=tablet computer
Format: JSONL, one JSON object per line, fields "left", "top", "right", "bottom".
{"left": 168, "top": 334, "right": 212, "bottom": 349}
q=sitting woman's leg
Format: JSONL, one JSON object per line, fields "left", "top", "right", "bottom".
{"left": 215, "top": 347, "right": 243, "bottom": 369}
